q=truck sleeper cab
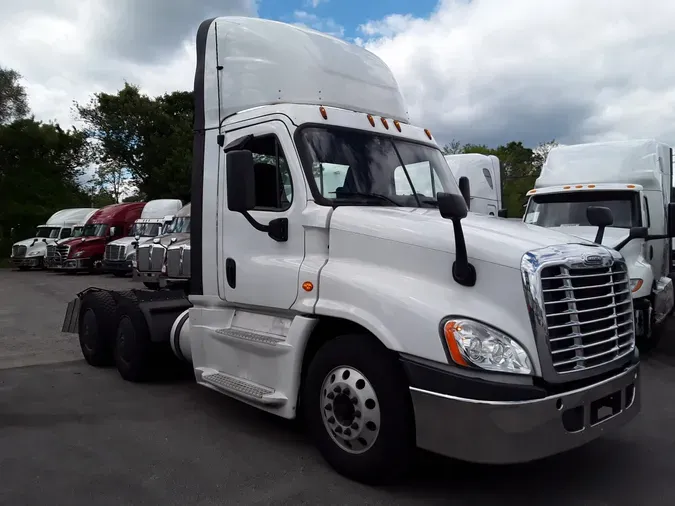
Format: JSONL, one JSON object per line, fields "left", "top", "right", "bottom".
{"left": 11, "top": 208, "right": 97, "bottom": 270}
{"left": 524, "top": 140, "right": 675, "bottom": 351}
{"left": 63, "top": 17, "right": 641, "bottom": 485}
{"left": 444, "top": 153, "right": 506, "bottom": 217}
{"left": 104, "top": 199, "right": 182, "bottom": 277}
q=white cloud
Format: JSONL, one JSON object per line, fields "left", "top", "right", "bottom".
{"left": 305, "top": 0, "right": 328, "bottom": 7}
{"left": 292, "top": 10, "right": 344, "bottom": 38}
{"left": 360, "top": 0, "right": 675, "bottom": 148}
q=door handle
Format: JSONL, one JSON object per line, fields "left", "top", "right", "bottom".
{"left": 226, "top": 258, "right": 236, "bottom": 289}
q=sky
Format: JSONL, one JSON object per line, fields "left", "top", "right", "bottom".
{"left": 3, "top": 0, "right": 675, "bottom": 154}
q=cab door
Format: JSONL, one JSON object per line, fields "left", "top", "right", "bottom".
{"left": 218, "top": 120, "right": 307, "bottom": 310}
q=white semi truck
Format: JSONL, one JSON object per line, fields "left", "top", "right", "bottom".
{"left": 11, "top": 208, "right": 97, "bottom": 270}
{"left": 63, "top": 17, "right": 641, "bottom": 484}
{"left": 445, "top": 154, "right": 505, "bottom": 216}
{"left": 524, "top": 139, "right": 675, "bottom": 351}
{"left": 103, "top": 199, "right": 182, "bottom": 276}
{"left": 45, "top": 208, "right": 99, "bottom": 269}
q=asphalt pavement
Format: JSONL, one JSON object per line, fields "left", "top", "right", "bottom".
{"left": 1, "top": 268, "right": 675, "bottom": 505}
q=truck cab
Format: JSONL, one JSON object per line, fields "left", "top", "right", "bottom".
{"left": 11, "top": 208, "right": 98, "bottom": 270}
{"left": 134, "top": 203, "right": 191, "bottom": 289}
{"left": 54, "top": 202, "right": 147, "bottom": 273}
{"left": 64, "top": 17, "right": 642, "bottom": 485}
{"left": 104, "top": 199, "right": 182, "bottom": 276}
{"left": 444, "top": 153, "right": 504, "bottom": 216}
{"left": 523, "top": 139, "right": 675, "bottom": 351}
{"left": 45, "top": 209, "right": 99, "bottom": 269}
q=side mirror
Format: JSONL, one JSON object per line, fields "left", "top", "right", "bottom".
{"left": 226, "top": 150, "right": 256, "bottom": 213}
{"left": 458, "top": 176, "right": 471, "bottom": 210}
{"left": 586, "top": 206, "right": 613, "bottom": 244}
{"left": 615, "top": 227, "right": 648, "bottom": 251}
{"left": 109, "top": 227, "right": 116, "bottom": 236}
{"left": 668, "top": 202, "right": 675, "bottom": 237}
{"left": 497, "top": 208, "right": 508, "bottom": 219}
{"left": 437, "top": 192, "right": 475, "bottom": 287}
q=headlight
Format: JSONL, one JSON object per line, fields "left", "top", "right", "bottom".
{"left": 73, "top": 250, "right": 85, "bottom": 258}
{"left": 28, "top": 250, "right": 42, "bottom": 257}
{"left": 441, "top": 319, "right": 532, "bottom": 375}
{"left": 630, "top": 278, "right": 643, "bottom": 292}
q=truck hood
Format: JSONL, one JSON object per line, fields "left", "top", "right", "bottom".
{"left": 548, "top": 225, "right": 643, "bottom": 270}
{"left": 330, "top": 207, "right": 595, "bottom": 270}
{"left": 157, "top": 232, "right": 190, "bottom": 247}
{"left": 167, "top": 236, "right": 191, "bottom": 249}
{"left": 14, "top": 237, "right": 56, "bottom": 248}
{"left": 109, "top": 236, "right": 148, "bottom": 247}
{"left": 61, "top": 236, "right": 106, "bottom": 247}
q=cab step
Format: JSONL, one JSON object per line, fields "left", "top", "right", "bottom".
{"left": 212, "top": 327, "right": 292, "bottom": 355}
{"left": 196, "top": 368, "right": 288, "bottom": 406}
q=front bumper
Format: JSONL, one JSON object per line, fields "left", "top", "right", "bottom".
{"left": 11, "top": 256, "right": 44, "bottom": 268}
{"left": 103, "top": 259, "right": 133, "bottom": 273}
{"left": 133, "top": 269, "right": 162, "bottom": 284}
{"left": 60, "top": 258, "right": 93, "bottom": 271}
{"left": 404, "top": 355, "right": 640, "bottom": 464}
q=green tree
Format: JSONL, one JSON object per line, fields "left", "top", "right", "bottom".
{"left": 74, "top": 83, "right": 194, "bottom": 202}
{"left": 441, "top": 139, "right": 463, "bottom": 154}
{"left": 0, "top": 118, "right": 92, "bottom": 253}
{"left": 0, "top": 67, "right": 29, "bottom": 125}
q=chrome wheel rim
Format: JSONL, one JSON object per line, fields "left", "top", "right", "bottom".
{"left": 320, "top": 366, "right": 381, "bottom": 454}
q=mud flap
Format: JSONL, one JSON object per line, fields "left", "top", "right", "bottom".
{"left": 62, "top": 297, "right": 82, "bottom": 333}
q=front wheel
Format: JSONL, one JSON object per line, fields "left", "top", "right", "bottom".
{"left": 637, "top": 302, "right": 663, "bottom": 353}
{"left": 303, "top": 334, "right": 415, "bottom": 485}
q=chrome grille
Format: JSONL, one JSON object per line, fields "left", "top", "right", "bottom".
{"left": 167, "top": 249, "right": 181, "bottom": 278}
{"left": 56, "top": 244, "right": 70, "bottom": 259}
{"left": 541, "top": 262, "right": 634, "bottom": 374}
{"left": 137, "top": 246, "right": 151, "bottom": 271}
{"left": 105, "top": 244, "right": 126, "bottom": 261}
{"left": 12, "top": 245, "right": 27, "bottom": 257}
{"left": 46, "top": 244, "right": 56, "bottom": 259}
{"left": 150, "top": 246, "right": 165, "bottom": 272}
{"left": 182, "top": 249, "right": 191, "bottom": 278}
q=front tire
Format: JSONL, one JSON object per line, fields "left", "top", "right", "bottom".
{"left": 637, "top": 301, "right": 663, "bottom": 353}
{"left": 303, "top": 334, "right": 415, "bottom": 485}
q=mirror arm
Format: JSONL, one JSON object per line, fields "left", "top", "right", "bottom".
{"left": 645, "top": 234, "right": 669, "bottom": 241}
{"left": 614, "top": 238, "right": 631, "bottom": 251}
{"left": 450, "top": 217, "right": 476, "bottom": 287}
{"left": 242, "top": 211, "right": 269, "bottom": 233}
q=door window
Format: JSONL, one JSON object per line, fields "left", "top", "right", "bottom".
{"left": 242, "top": 135, "right": 294, "bottom": 211}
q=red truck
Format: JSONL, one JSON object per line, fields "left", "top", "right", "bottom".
{"left": 53, "top": 202, "right": 146, "bottom": 273}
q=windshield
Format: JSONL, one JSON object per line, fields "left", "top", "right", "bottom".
{"left": 171, "top": 217, "right": 190, "bottom": 234}
{"left": 82, "top": 223, "right": 108, "bottom": 237}
{"left": 129, "top": 222, "right": 161, "bottom": 237}
{"left": 524, "top": 191, "right": 641, "bottom": 229}
{"left": 35, "top": 226, "right": 61, "bottom": 238}
{"left": 71, "top": 226, "right": 84, "bottom": 238}
{"left": 296, "top": 126, "right": 461, "bottom": 207}
{"left": 161, "top": 221, "right": 173, "bottom": 235}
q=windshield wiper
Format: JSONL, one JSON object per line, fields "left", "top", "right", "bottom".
{"left": 336, "top": 191, "right": 402, "bottom": 207}
{"left": 419, "top": 197, "right": 438, "bottom": 207}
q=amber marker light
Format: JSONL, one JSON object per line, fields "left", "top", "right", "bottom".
{"left": 367, "top": 114, "right": 375, "bottom": 127}
{"left": 319, "top": 106, "right": 328, "bottom": 120}
{"left": 424, "top": 128, "right": 432, "bottom": 140}
{"left": 302, "top": 281, "right": 314, "bottom": 292}
{"left": 443, "top": 320, "right": 469, "bottom": 366}
{"left": 393, "top": 120, "right": 402, "bottom": 132}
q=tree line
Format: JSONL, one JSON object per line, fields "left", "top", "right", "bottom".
{"left": 0, "top": 64, "right": 553, "bottom": 259}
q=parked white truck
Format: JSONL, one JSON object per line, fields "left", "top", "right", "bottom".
{"left": 445, "top": 154, "right": 506, "bottom": 216}
{"left": 63, "top": 17, "right": 642, "bottom": 484}
{"left": 45, "top": 208, "right": 99, "bottom": 269}
{"left": 103, "top": 199, "right": 182, "bottom": 277}
{"left": 524, "top": 139, "right": 675, "bottom": 351}
{"left": 11, "top": 208, "right": 97, "bottom": 270}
